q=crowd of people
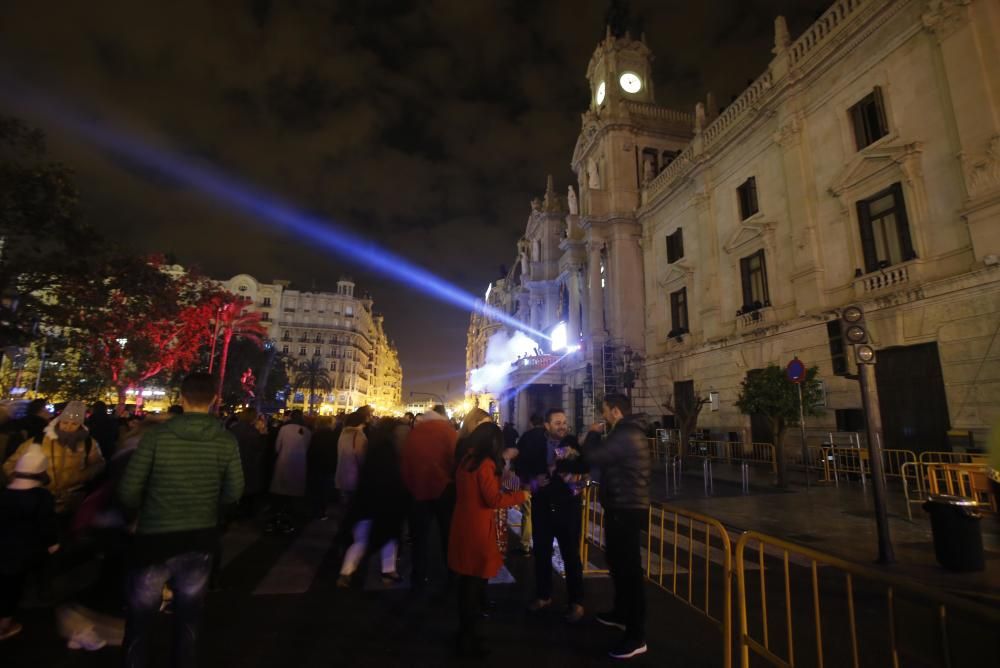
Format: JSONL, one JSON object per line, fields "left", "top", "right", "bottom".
{"left": 0, "top": 378, "right": 653, "bottom": 663}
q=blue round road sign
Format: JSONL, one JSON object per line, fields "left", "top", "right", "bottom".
{"left": 786, "top": 357, "right": 806, "bottom": 384}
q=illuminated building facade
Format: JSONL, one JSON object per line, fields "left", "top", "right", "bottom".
{"left": 469, "top": 0, "right": 1000, "bottom": 449}
{"left": 222, "top": 274, "right": 402, "bottom": 414}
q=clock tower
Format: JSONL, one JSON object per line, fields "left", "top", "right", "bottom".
{"left": 570, "top": 26, "right": 694, "bottom": 402}
{"left": 588, "top": 25, "right": 656, "bottom": 115}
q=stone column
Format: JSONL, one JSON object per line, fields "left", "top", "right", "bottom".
{"left": 608, "top": 223, "right": 645, "bottom": 351}
{"left": 586, "top": 237, "right": 605, "bottom": 341}
{"left": 775, "top": 110, "right": 825, "bottom": 312}
{"left": 694, "top": 191, "right": 722, "bottom": 339}
{"left": 567, "top": 264, "right": 582, "bottom": 344}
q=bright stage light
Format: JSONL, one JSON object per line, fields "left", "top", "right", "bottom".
{"left": 548, "top": 321, "right": 579, "bottom": 353}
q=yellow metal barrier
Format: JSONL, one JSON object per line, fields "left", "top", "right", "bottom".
{"left": 925, "top": 463, "right": 997, "bottom": 511}
{"left": 735, "top": 531, "right": 1000, "bottom": 668}
{"left": 918, "top": 451, "right": 988, "bottom": 466}
{"left": 647, "top": 503, "right": 733, "bottom": 668}
{"left": 579, "top": 483, "right": 609, "bottom": 575}
{"left": 820, "top": 447, "right": 917, "bottom": 485}
{"left": 580, "top": 484, "right": 735, "bottom": 666}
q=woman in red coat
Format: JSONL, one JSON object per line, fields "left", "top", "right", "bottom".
{"left": 448, "top": 422, "right": 528, "bottom": 657}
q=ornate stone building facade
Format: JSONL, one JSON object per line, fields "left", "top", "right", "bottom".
{"left": 222, "top": 274, "right": 402, "bottom": 414}
{"left": 468, "top": 0, "right": 1000, "bottom": 449}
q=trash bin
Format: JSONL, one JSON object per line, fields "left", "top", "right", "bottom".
{"left": 922, "top": 495, "right": 985, "bottom": 572}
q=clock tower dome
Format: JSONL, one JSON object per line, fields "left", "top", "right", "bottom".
{"left": 587, "top": 26, "right": 655, "bottom": 115}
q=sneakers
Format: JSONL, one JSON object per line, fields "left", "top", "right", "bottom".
{"left": 67, "top": 626, "right": 107, "bottom": 651}
{"left": 609, "top": 639, "right": 648, "bottom": 660}
{"left": 565, "top": 604, "right": 585, "bottom": 624}
{"left": 595, "top": 611, "right": 626, "bottom": 630}
{"left": 0, "top": 621, "right": 23, "bottom": 641}
{"left": 380, "top": 571, "right": 403, "bottom": 585}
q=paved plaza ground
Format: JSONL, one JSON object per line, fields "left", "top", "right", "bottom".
{"left": 3, "top": 467, "right": 997, "bottom": 667}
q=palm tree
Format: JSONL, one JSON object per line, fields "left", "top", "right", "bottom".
{"left": 211, "top": 298, "right": 267, "bottom": 408}
{"left": 293, "top": 355, "right": 334, "bottom": 415}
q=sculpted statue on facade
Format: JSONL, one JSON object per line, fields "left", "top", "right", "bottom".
{"left": 567, "top": 185, "right": 579, "bottom": 215}
{"left": 643, "top": 157, "right": 655, "bottom": 184}
{"left": 588, "top": 158, "right": 601, "bottom": 189}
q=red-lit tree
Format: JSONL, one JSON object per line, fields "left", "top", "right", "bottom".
{"left": 57, "top": 256, "right": 218, "bottom": 410}
{"left": 209, "top": 297, "right": 266, "bottom": 408}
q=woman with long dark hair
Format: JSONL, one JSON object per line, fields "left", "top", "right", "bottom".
{"left": 447, "top": 423, "right": 528, "bottom": 657}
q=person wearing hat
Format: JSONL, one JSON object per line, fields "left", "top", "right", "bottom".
{"left": 3, "top": 400, "right": 105, "bottom": 515}
{"left": 0, "top": 449, "right": 60, "bottom": 641}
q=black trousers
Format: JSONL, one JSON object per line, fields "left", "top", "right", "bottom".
{"left": 409, "top": 491, "right": 454, "bottom": 588}
{"left": 0, "top": 570, "right": 26, "bottom": 618}
{"left": 456, "top": 575, "right": 486, "bottom": 646}
{"left": 605, "top": 507, "right": 647, "bottom": 643}
{"left": 532, "top": 494, "right": 584, "bottom": 606}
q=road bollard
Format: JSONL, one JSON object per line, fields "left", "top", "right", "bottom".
{"left": 703, "top": 458, "right": 714, "bottom": 496}
{"left": 741, "top": 461, "right": 750, "bottom": 495}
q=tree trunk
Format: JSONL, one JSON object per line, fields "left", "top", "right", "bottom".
{"left": 309, "top": 378, "right": 316, "bottom": 415}
{"left": 116, "top": 386, "right": 128, "bottom": 415}
{"left": 215, "top": 329, "right": 232, "bottom": 410}
{"left": 773, "top": 419, "right": 788, "bottom": 488}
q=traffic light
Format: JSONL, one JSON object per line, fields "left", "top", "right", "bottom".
{"left": 840, "top": 305, "right": 875, "bottom": 364}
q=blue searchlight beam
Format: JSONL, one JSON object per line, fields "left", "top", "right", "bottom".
{"left": 3, "top": 80, "right": 549, "bottom": 342}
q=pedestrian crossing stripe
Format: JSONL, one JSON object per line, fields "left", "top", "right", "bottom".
{"left": 252, "top": 518, "right": 341, "bottom": 595}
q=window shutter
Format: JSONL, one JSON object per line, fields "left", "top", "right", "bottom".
{"left": 850, "top": 103, "right": 866, "bottom": 151}
{"left": 758, "top": 251, "right": 770, "bottom": 305}
{"left": 873, "top": 86, "right": 888, "bottom": 137}
{"left": 740, "top": 256, "right": 752, "bottom": 307}
{"left": 891, "top": 182, "right": 915, "bottom": 260}
{"left": 677, "top": 228, "right": 684, "bottom": 259}
{"left": 856, "top": 200, "right": 877, "bottom": 273}
{"left": 749, "top": 177, "right": 759, "bottom": 215}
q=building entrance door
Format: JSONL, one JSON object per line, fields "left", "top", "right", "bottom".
{"left": 525, "top": 384, "right": 563, "bottom": 427}
{"left": 874, "top": 342, "right": 950, "bottom": 453}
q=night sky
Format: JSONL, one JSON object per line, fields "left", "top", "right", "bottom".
{"left": 0, "top": 0, "right": 830, "bottom": 401}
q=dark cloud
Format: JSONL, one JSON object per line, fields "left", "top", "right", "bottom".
{"left": 0, "top": 0, "right": 830, "bottom": 400}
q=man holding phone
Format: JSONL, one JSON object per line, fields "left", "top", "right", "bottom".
{"left": 513, "top": 408, "right": 588, "bottom": 622}
{"left": 582, "top": 393, "right": 650, "bottom": 660}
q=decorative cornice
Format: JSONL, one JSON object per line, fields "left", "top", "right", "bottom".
{"left": 828, "top": 141, "right": 925, "bottom": 199}
{"left": 921, "top": 0, "right": 972, "bottom": 40}
{"left": 722, "top": 219, "right": 776, "bottom": 255}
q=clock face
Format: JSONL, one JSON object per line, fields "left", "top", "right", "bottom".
{"left": 596, "top": 81, "right": 606, "bottom": 106}
{"left": 619, "top": 72, "right": 642, "bottom": 94}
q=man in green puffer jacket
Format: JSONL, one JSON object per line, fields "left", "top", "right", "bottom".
{"left": 118, "top": 373, "right": 243, "bottom": 668}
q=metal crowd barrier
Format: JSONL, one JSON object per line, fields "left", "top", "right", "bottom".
{"left": 820, "top": 447, "right": 918, "bottom": 487}
{"left": 647, "top": 503, "right": 733, "bottom": 668}
{"left": 579, "top": 483, "right": 609, "bottom": 575}
{"left": 688, "top": 440, "right": 777, "bottom": 470}
{"left": 735, "top": 531, "right": 1000, "bottom": 668}
{"left": 919, "top": 451, "right": 988, "bottom": 467}
{"left": 900, "top": 455, "right": 993, "bottom": 520}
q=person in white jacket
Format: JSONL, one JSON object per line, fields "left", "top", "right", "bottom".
{"left": 334, "top": 409, "right": 369, "bottom": 505}
{"left": 267, "top": 410, "right": 311, "bottom": 533}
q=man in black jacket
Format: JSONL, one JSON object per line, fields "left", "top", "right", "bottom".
{"left": 514, "top": 408, "right": 588, "bottom": 622}
{"left": 582, "top": 393, "right": 650, "bottom": 660}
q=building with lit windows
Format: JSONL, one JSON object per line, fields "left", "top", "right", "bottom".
{"left": 222, "top": 274, "right": 402, "bottom": 414}
{"left": 468, "top": 0, "right": 1000, "bottom": 450}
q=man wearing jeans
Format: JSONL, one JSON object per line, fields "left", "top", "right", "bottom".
{"left": 119, "top": 373, "right": 244, "bottom": 668}
{"left": 582, "top": 393, "right": 650, "bottom": 660}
